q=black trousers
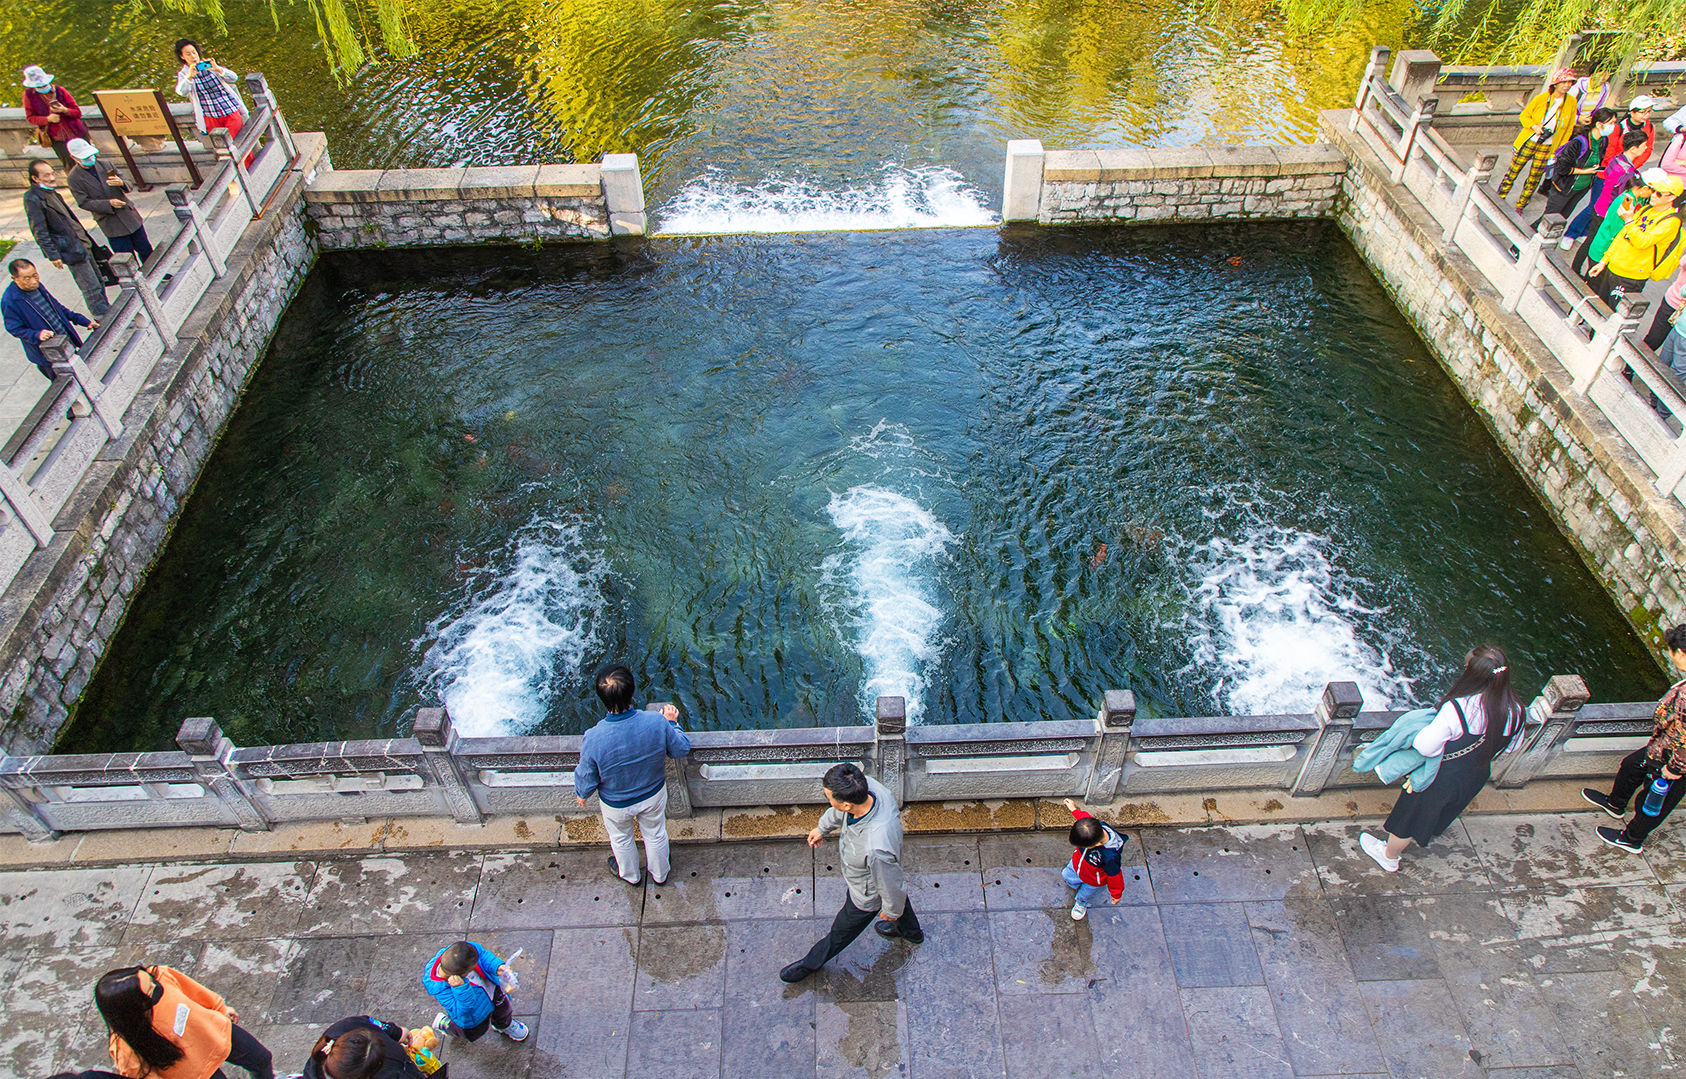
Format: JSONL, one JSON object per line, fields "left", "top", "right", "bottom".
{"left": 213, "top": 1025, "right": 273, "bottom": 1079}
{"left": 1571, "top": 219, "right": 1604, "bottom": 276}
{"left": 1609, "top": 748, "right": 1686, "bottom": 844}
{"left": 1645, "top": 301, "right": 1679, "bottom": 351}
{"left": 447, "top": 985, "right": 516, "bottom": 1042}
{"left": 1591, "top": 268, "right": 1647, "bottom": 308}
{"left": 1533, "top": 183, "right": 1589, "bottom": 228}
{"left": 794, "top": 895, "right": 922, "bottom": 974}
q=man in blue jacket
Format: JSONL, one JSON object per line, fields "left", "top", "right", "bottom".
{"left": 3, "top": 258, "right": 96, "bottom": 379}
{"left": 574, "top": 661, "right": 691, "bottom": 886}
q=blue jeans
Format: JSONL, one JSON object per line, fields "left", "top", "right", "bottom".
{"left": 1062, "top": 862, "right": 1109, "bottom": 907}
{"left": 1565, "top": 200, "right": 1596, "bottom": 240}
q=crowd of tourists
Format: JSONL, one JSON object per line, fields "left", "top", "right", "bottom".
{"left": 34, "top": 636, "right": 1686, "bottom": 1078}
{"left": 4, "top": 42, "right": 249, "bottom": 379}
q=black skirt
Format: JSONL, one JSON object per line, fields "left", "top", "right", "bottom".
{"left": 1384, "top": 732, "right": 1490, "bottom": 848}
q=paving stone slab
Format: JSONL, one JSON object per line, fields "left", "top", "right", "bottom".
{"left": 977, "top": 830, "right": 1152, "bottom": 910}
{"left": 1500, "top": 882, "right": 1678, "bottom": 949}
{"left": 1330, "top": 892, "right": 1514, "bottom": 982}
{"left": 1544, "top": 968, "right": 1681, "bottom": 1078}
{"left": 1433, "top": 939, "right": 1576, "bottom": 1071}
{"left": 987, "top": 907, "right": 1109, "bottom": 996}
{"left": 997, "top": 993, "right": 1106, "bottom": 1078}
{"left": 816, "top": 998, "right": 908, "bottom": 1079}
{"left": 722, "top": 918, "right": 818, "bottom": 1078}
{"left": 536, "top": 926, "right": 639, "bottom": 1078}
{"left": 471, "top": 850, "right": 643, "bottom": 928}
{"left": 1082, "top": 904, "right": 1199, "bottom": 1079}
{"left": 0, "top": 866, "right": 149, "bottom": 951}
{"left": 634, "top": 921, "right": 727, "bottom": 1011}
{"left": 1463, "top": 813, "right": 1656, "bottom": 891}
{"left": 815, "top": 835, "right": 983, "bottom": 915}
{"left": 269, "top": 935, "right": 383, "bottom": 1024}
{"left": 1306, "top": 819, "right": 1495, "bottom": 894}
{"left": 1358, "top": 978, "right": 1484, "bottom": 1079}
{"left": 807, "top": 914, "right": 916, "bottom": 1002}
{"left": 1159, "top": 901, "right": 1264, "bottom": 988}
{"left": 1244, "top": 897, "right": 1388, "bottom": 1076}
{"left": 643, "top": 840, "right": 813, "bottom": 923}
{"left": 1142, "top": 824, "right": 1318, "bottom": 903}
{"left": 1178, "top": 985, "right": 1295, "bottom": 1079}
{"left": 195, "top": 937, "right": 302, "bottom": 1016}
{"left": 628, "top": 1007, "right": 721, "bottom": 1079}
{"left": 899, "top": 912, "right": 1005, "bottom": 1079}
{"left": 124, "top": 860, "right": 314, "bottom": 943}
{"left": 299, "top": 853, "right": 482, "bottom": 936}
{"left": 0, "top": 943, "right": 120, "bottom": 1076}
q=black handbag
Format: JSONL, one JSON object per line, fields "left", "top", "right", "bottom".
{"left": 90, "top": 243, "right": 118, "bottom": 287}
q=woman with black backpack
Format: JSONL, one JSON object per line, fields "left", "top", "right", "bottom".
{"left": 1359, "top": 646, "right": 1525, "bottom": 873}
{"left": 1534, "top": 107, "right": 1618, "bottom": 229}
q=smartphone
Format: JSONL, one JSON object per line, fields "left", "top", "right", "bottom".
{"left": 196, "top": 60, "right": 211, "bottom": 72}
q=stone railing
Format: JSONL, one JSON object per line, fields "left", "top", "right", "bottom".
{"left": 0, "top": 85, "right": 301, "bottom": 599}
{"left": 0, "top": 675, "right": 1649, "bottom": 840}
{"left": 1353, "top": 48, "right": 1686, "bottom": 505}
{"left": 0, "top": 99, "right": 228, "bottom": 188}
{"left": 304, "top": 152, "right": 647, "bottom": 246}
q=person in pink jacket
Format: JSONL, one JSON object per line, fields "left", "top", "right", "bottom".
{"left": 1646, "top": 260, "right": 1686, "bottom": 353}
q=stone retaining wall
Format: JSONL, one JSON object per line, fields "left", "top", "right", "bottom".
{"left": 0, "top": 148, "right": 322, "bottom": 754}
{"left": 1322, "top": 112, "right": 1686, "bottom": 647}
{"left": 1035, "top": 145, "right": 1348, "bottom": 224}
{"left": 305, "top": 164, "right": 612, "bottom": 249}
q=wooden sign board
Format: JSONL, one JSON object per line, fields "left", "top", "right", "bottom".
{"left": 94, "top": 89, "right": 172, "bottom": 137}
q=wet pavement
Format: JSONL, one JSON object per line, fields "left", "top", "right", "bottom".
{"left": 4, "top": 810, "right": 1685, "bottom": 1078}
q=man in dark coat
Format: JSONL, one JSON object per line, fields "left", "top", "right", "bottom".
{"left": 66, "top": 138, "right": 152, "bottom": 263}
{"left": 22, "top": 160, "right": 109, "bottom": 316}
{"left": 2, "top": 258, "right": 96, "bottom": 379}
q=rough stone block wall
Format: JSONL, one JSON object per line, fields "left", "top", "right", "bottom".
{"left": 1322, "top": 114, "right": 1686, "bottom": 649}
{"left": 1038, "top": 145, "right": 1348, "bottom": 224}
{"left": 305, "top": 164, "right": 611, "bottom": 249}
{"left": 0, "top": 179, "right": 319, "bottom": 754}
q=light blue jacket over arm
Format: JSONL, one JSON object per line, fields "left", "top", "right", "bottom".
{"left": 1352, "top": 707, "right": 1441, "bottom": 791}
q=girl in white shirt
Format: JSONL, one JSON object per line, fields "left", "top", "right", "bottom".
{"left": 1360, "top": 645, "right": 1525, "bottom": 872}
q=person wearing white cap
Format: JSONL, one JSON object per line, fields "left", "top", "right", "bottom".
{"left": 20, "top": 64, "right": 91, "bottom": 169}
{"left": 65, "top": 139, "right": 152, "bottom": 264}
{"left": 1589, "top": 168, "right": 1684, "bottom": 308}
{"left": 1599, "top": 95, "right": 1658, "bottom": 170}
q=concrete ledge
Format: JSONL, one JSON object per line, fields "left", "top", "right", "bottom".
{"left": 376, "top": 167, "right": 467, "bottom": 201}
{"left": 1206, "top": 145, "right": 1283, "bottom": 178}
{"left": 1095, "top": 148, "right": 1159, "bottom": 180}
{"left": 304, "top": 169, "right": 386, "bottom": 203}
{"left": 1042, "top": 150, "right": 1102, "bottom": 182}
{"left": 458, "top": 165, "right": 542, "bottom": 199}
{"left": 535, "top": 163, "right": 603, "bottom": 198}
{"left": 1275, "top": 143, "right": 1352, "bottom": 175}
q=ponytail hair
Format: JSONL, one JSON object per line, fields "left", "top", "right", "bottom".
{"left": 95, "top": 967, "right": 185, "bottom": 1075}
{"left": 310, "top": 1028, "right": 387, "bottom": 1079}
{"left": 1440, "top": 644, "right": 1523, "bottom": 764}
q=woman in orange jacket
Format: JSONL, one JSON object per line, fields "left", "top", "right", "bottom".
{"left": 95, "top": 966, "right": 273, "bottom": 1079}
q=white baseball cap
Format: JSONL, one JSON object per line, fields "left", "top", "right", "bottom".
{"left": 20, "top": 65, "right": 53, "bottom": 90}
{"left": 65, "top": 138, "right": 97, "bottom": 163}
{"left": 1628, "top": 95, "right": 1660, "bottom": 112}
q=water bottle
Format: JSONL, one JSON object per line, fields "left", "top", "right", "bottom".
{"left": 1643, "top": 775, "right": 1670, "bottom": 816}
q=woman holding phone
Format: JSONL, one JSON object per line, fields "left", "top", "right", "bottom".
{"left": 173, "top": 39, "right": 248, "bottom": 142}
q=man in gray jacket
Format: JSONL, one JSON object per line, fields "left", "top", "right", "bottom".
{"left": 65, "top": 139, "right": 152, "bottom": 263}
{"left": 780, "top": 762, "right": 922, "bottom": 983}
{"left": 22, "top": 160, "right": 108, "bottom": 316}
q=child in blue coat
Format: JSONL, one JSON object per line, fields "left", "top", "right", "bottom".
{"left": 424, "top": 941, "right": 528, "bottom": 1044}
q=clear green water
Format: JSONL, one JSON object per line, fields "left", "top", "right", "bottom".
{"left": 2, "top": 0, "right": 1421, "bottom": 214}
{"left": 63, "top": 224, "right": 1666, "bottom": 751}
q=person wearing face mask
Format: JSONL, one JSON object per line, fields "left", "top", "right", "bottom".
{"left": 1600, "top": 95, "right": 1658, "bottom": 169}
{"left": 65, "top": 138, "right": 152, "bottom": 264}
{"left": 20, "top": 64, "right": 91, "bottom": 170}
{"left": 1534, "top": 107, "right": 1617, "bottom": 229}
{"left": 22, "top": 158, "right": 109, "bottom": 316}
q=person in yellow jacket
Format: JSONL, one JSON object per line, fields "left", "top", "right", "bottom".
{"left": 1497, "top": 68, "right": 1580, "bottom": 208}
{"left": 96, "top": 965, "right": 274, "bottom": 1079}
{"left": 1590, "top": 171, "right": 1685, "bottom": 307}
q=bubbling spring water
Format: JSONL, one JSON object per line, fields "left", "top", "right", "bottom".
{"left": 821, "top": 485, "right": 956, "bottom": 723}
{"left": 419, "top": 513, "right": 610, "bottom": 736}
{"left": 1182, "top": 524, "right": 1418, "bottom": 716}
{"left": 656, "top": 164, "right": 998, "bottom": 234}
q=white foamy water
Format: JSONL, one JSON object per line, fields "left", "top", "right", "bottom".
{"left": 656, "top": 165, "right": 999, "bottom": 235}
{"left": 419, "top": 515, "right": 609, "bottom": 736}
{"left": 1183, "top": 527, "right": 1415, "bottom": 716}
{"left": 822, "top": 485, "right": 956, "bottom": 723}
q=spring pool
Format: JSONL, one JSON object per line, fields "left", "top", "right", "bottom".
{"left": 63, "top": 223, "right": 1665, "bottom": 751}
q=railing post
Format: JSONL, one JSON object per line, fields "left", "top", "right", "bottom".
{"left": 168, "top": 186, "right": 228, "bottom": 277}
{"left": 1084, "top": 689, "right": 1136, "bottom": 805}
{"left": 1350, "top": 46, "right": 1392, "bottom": 131}
{"left": 1445, "top": 153, "right": 1498, "bottom": 243}
{"left": 41, "top": 335, "right": 121, "bottom": 437}
{"left": 108, "top": 253, "right": 176, "bottom": 349}
{"left": 874, "top": 696, "right": 907, "bottom": 804}
{"left": 244, "top": 73, "right": 296, "bottom": 161}
{"left": 176, "top": 717, "right": 269, "bottom": 831}
{"left": 209, "top": 129, "right": 261, "bottom": 217}
{"left": 1493, "top": 674, "right": 1589, "bottom": 788}
{"left": 600, "top": 153, "right": 648, "bottom": 237}
{"left": 1391, "top": 96, "right": 1437, "bottom": 185}
{"left": 0, "top": 454, "right": 55, "bottom": 547}
{"left": 412, "top": 707, "right": 485, "bottom": 824}
{"left": 650, "top": 700, "right": 694, "bottom": 819}
{"left": 1575, "top": 295, "right": 1649, "bottom": 393}
{"left": 0, "top": 755, "right": 61, "bottom": 841}
{"left": 1503, "top": 217, "right": 1567, "bottom": 312}
{"left": 1387, "top": 49, "right": 1443, "bottom": 106}
{"left": 1002, "top": 138, "right": 1046, "bottom": 222}
{"left": 1292, "top": 681, "right": 1362, "bottom": 796}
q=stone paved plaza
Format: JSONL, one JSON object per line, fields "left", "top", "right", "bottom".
{"left": 4, "top": 808, "right": 1686, "bottom": 1079}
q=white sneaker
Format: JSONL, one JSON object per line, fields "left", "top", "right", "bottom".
{"left": 1359, "top": 832, "right": 1400, "bottom": 873}
{"left": 1070, "top": 900, "right": 1087, "bottom": 921}
{"left": 430, "top": 1012, "right": 454, "bottom": 1038}
{"left": 497, "top": 1018, "right": 530, "bottom": 1042}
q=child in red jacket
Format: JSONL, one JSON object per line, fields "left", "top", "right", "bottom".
{"left": 1061, "top": 798, "right": 1129, "bottom": 920}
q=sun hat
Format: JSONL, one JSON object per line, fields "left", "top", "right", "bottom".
{"left": 65, "top": 138, "right": 97, "bottom": 163}
{"left": 1629, "top": 95, "right": 1660, "bottom": 112}
{"left": 20, "top": 65, "right": 53, "bottom": 90}
{"left": 1550, "top": 67, "right": 1576, "bottom": 87}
